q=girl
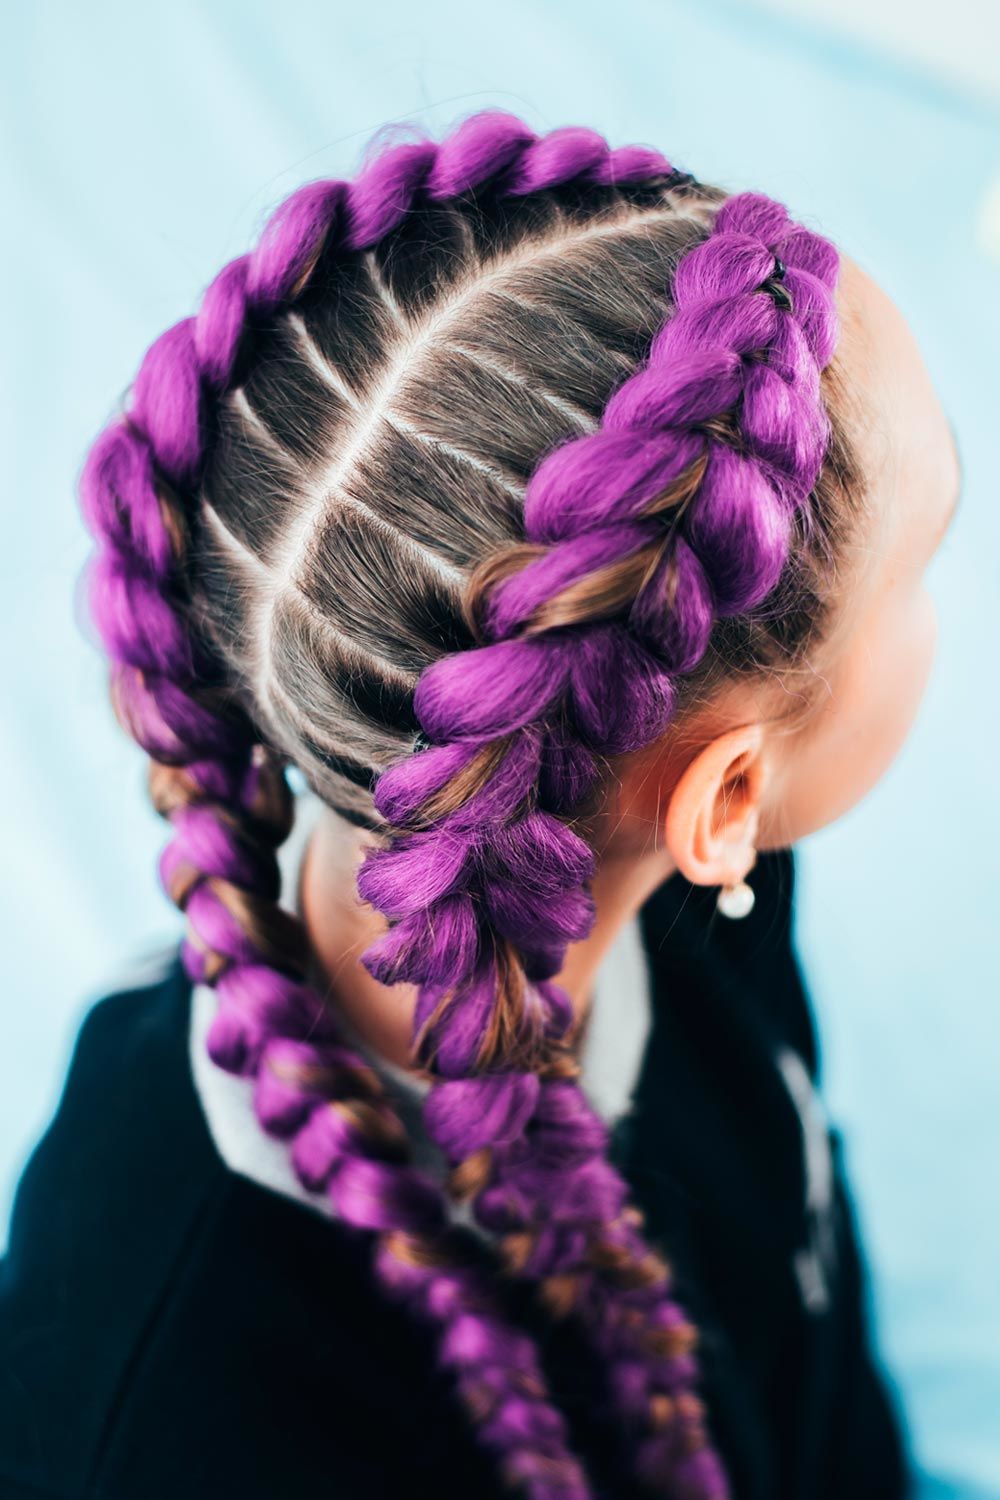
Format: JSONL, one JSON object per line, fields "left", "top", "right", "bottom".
{"left": 0, "top": 110, "right": 960, "bottom": 1500}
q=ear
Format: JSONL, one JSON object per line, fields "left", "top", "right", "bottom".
{"left": 664, "top": 724, "right": 767, "bottom": 888}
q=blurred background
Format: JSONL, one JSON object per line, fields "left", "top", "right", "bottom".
{"left": 2, "top": 1, "right": 998, "bottom": 1493}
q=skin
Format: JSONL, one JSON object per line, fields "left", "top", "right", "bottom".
{"left": 300, "top": 251, "right": 963, "bottom": 1072}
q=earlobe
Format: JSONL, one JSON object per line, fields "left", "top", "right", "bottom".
{"left": 664, "top": 724, "right": 767, "bottom": 888}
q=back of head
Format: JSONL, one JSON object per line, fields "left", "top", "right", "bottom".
{"left": 80, "top": 109, "right": 853, "bottom": 1499}
{"left": 192, "top": 150, "right": 853, "bottom": 826}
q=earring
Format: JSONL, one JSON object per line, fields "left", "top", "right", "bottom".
{"left": 717, "top": 878, "right": 755, "bottom": 919}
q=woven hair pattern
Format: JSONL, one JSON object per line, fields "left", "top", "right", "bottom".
{"left": 79, "top": 108, "right": 840, "bottom": 1500}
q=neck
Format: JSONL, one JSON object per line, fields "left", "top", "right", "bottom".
{"left": 299, "top": 808, "right": 674, "bottom": 1073}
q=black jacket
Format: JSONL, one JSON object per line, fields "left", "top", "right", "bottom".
{"left": 0, "top": 851, "right": 910, "bottom": 1499}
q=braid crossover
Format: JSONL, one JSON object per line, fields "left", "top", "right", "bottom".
{"left": 79, "top": 105, "right": 839, "bottom": 1500}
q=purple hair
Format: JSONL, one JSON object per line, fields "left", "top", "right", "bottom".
{"left": 79, "top": 109, "right": 839, "bottom": 1498}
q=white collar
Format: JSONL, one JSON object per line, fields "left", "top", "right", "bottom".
{"left": 189, "top": 790, "right": 653, "bottom": 1221}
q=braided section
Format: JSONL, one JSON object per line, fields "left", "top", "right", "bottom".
{"left": 360, "top": 191, "right": 840, "bottom": 1495}
{"left": 78, "top": 110, "right": 720, "bottom": 1498}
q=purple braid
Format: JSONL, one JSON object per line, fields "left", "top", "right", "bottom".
{"left": 75, "top": 109, "right": 760, "bottom": 1499}
{"left": 358, "top": 173, "right": 840, "bottom": 1492}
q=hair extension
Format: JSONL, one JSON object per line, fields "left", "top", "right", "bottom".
{"left": 358, "top": 180, "right": 840, "bottom": 1494}
{"left": 79, "top": 108, "right": 845, "bottom": 1498}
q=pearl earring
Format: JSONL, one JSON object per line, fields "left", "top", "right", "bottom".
{"left": 717, "top": 878, "right": 755, "bottom": 919}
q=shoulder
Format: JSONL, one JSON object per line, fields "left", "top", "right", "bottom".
{"left": 2, "top": 944, "right": 206, "bottom": 1249}
{"left": 626, "top": 851, "right": 911, "bottom": 1494}
{"left": 0, "top": 952, "right": 499, "bottom": 1500}
{"left": 0, "top": 947, "right": 227, "bottom": 1496}
{"left": 4, "top": 945, "right": 216, "bottom": 1260}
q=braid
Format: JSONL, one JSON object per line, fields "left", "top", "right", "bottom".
{"left": 78, "top": 109, "right": 742, "bottom": 1499}
{"left": 86, "top": 423, "right": 600, "bottom": 1500}
{"left": 80, "top": 110, "right": 696, "bottom": 1499}
{"left": 360, "top": 184, "right": 839, "bottom": 1494}
{"left": 80, "top": 106, "right": 842, "bottom": 1499}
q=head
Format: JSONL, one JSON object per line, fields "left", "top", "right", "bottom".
{"left": 79, "top": 110, "right": 957, "bottom": 1499}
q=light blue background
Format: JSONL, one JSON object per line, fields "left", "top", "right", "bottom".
{"left": 2, "top": 2, "right": 998, "bottom": 1494}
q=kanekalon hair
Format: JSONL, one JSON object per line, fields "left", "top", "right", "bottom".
{"left": 79, "top": 110, "right": 857, "bottom": 1498}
